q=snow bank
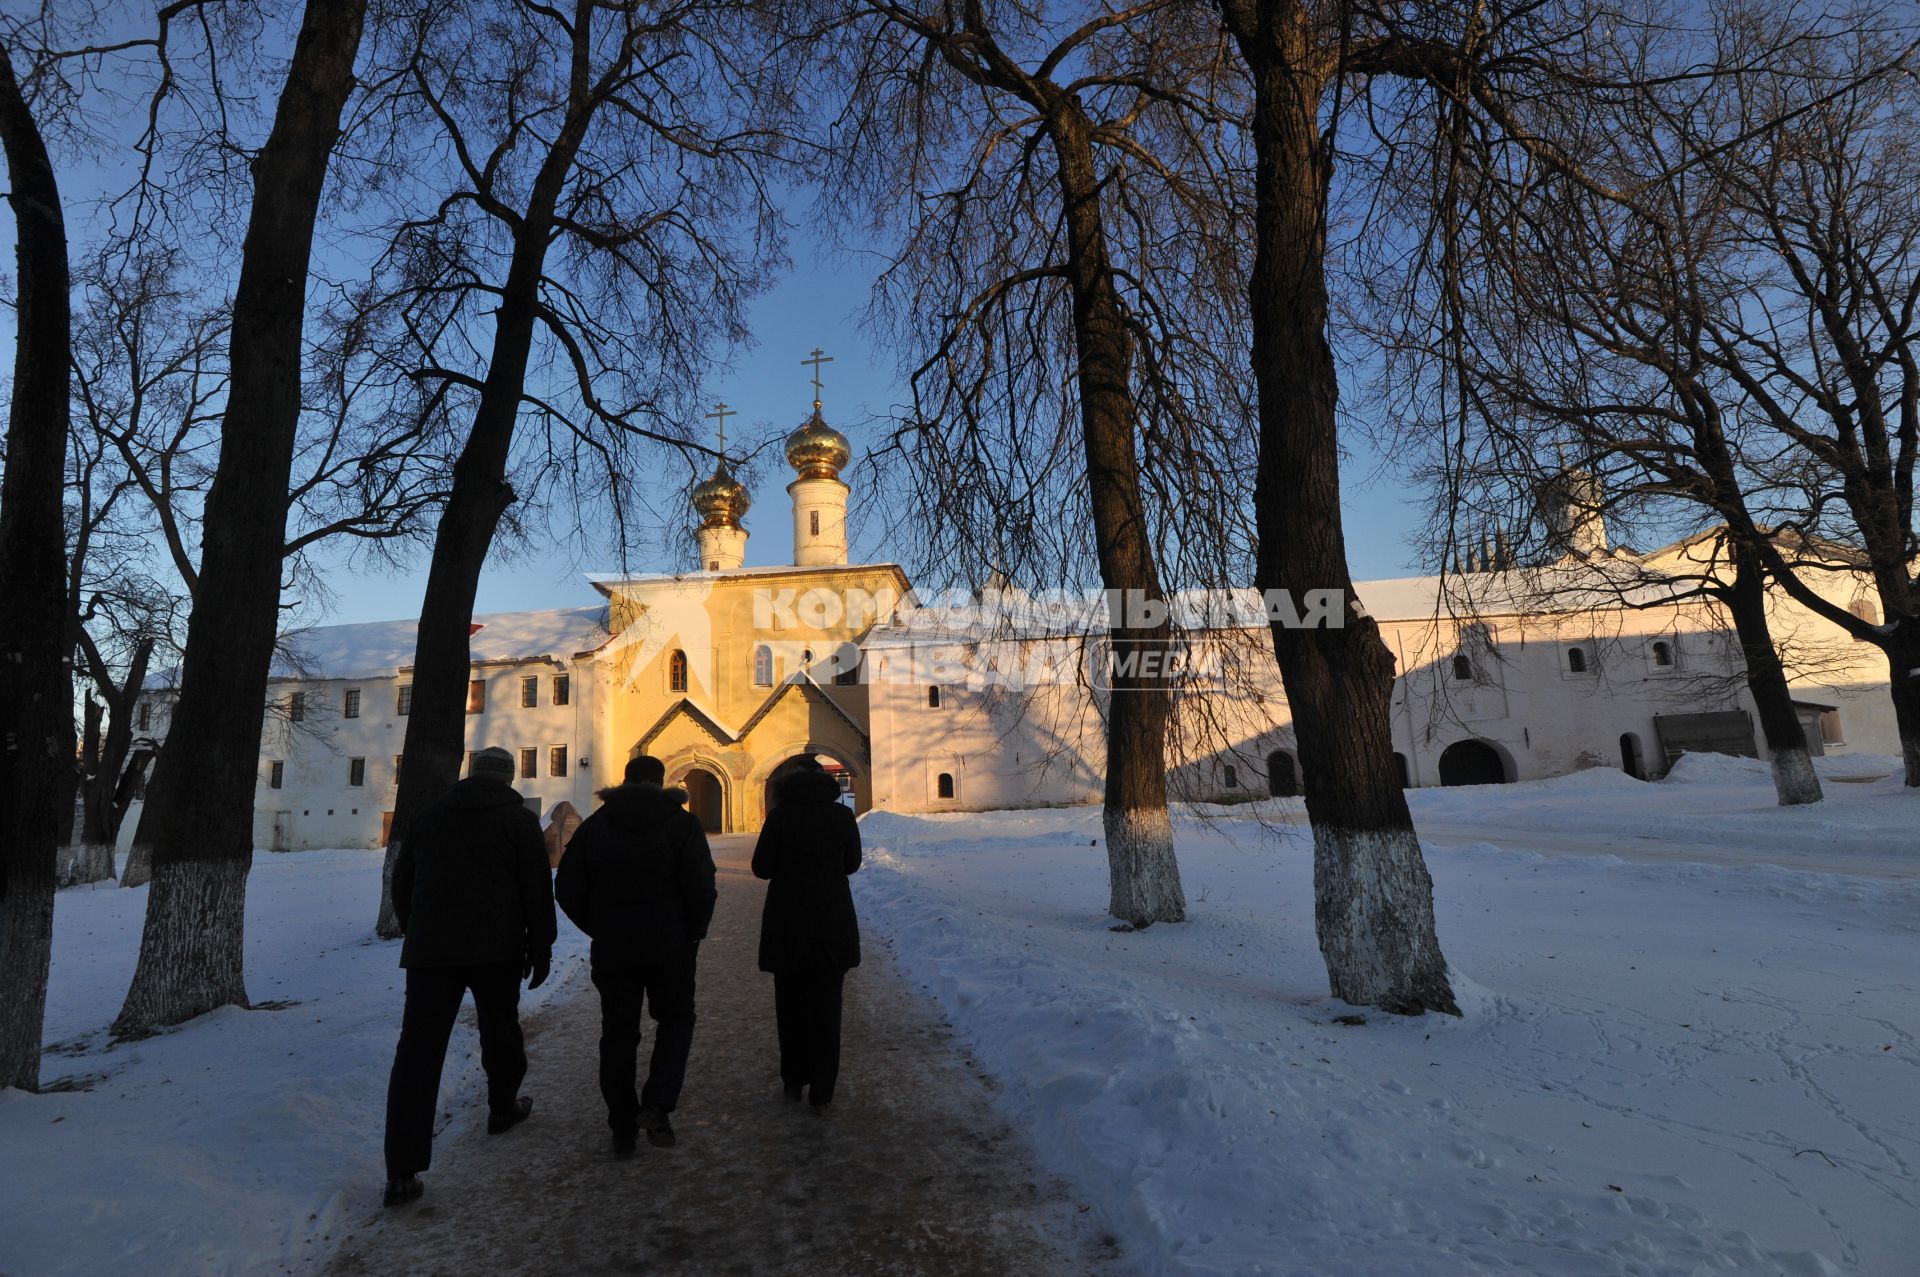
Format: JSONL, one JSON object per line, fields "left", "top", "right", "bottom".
{"left": 856, "top": 803, "right": 1919, "bottom": 1276}
{"left": 0, "top": 851, "right": 587, "bottom": 1277}
{"left": 1662, "top": 751, "right": 1774, "bottom": 784}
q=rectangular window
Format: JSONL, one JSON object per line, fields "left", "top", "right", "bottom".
{"left": 521, "top": 675, "right": 539, "bottom": 708}
{"left": 269, "top": 760, "right": 284, "bottom": 790}
{"left": 288, "top": 691, "right": 306, "bottom": 722}
{"left": 1821, "top": 710, "right": 1845, "bottom": 745}
{"left": 810, "top": 510, "right": 820, "bottom": 536}
{"left": 348, "top": 757, "right": 366, "bottom": 787}
{"left": 465, "top": 750, "right": 476, "bottom": 776}
{"left": 519, "top": 747, "right": 537, "bottom": 780}
{"left": 393, "top": 754, "right": 403, "bottom": 785}
{"left": 550, "top": 745, "right": 568, "bottom": 778}
{"left": 396, "top": 684, "right": 413, "bottom": 716}
{"left": 553, "top": 674, "right": 570, "bottom": 706}
{"left": 466, "top": 679, "right": 486, "bottom": 714}
{"left": 137, "top": 700, "right": 152, "bottom": 731}
{"left": 343, "top": 688, "right": 361, "bottom": 719}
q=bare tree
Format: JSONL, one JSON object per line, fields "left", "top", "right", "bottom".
{"left": 115, "top": 0, "right": 369, "bottom": 1037}
{"left": 818, "top": 2, "right": 1263, "bottom": 925}
{"left": 0, "top": 30, "right": 78, "bottom": 1091}
{"left": 361, "top": 0, "right": 789, "bottom": 936}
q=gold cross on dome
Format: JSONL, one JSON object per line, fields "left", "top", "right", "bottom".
{"left": 704, "top": 402, "right": 735, "bottom": 452}
{"left": 801, "top": 348, "right": 834, "bottom": 408}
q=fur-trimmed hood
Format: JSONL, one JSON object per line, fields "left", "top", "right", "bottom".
{"left": 591, "top": 780, "right": 690, "bottom": 830}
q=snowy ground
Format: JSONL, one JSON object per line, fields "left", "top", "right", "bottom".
{"left": 854, "top": 757, "right": 1919, "bottom": 1277}
{"left": 0, "top": 851, "right": 589, "bottom": 1277}
{"left": 4, "top": 760, "right": 1914, "bottom": 1276}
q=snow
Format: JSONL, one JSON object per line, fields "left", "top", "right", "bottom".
{"left": 0, "top": 851, "right": 589, "bottom": 1277}
{"left": 852, "top": 766, "right": 1920, "bottom": 1276}
{"left": 7, "top": 766, "right": 1916, "bottom": 1275}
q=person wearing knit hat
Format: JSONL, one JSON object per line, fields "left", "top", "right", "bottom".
{"left": 381, "top": 742, "right": 558, "bottom": 1207}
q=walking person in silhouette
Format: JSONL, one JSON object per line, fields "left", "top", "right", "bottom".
{"left": 556, "top": 754, "right": 717, "bottom": 1154}
{"left": 752, "top": 755, "right": 862, "bottom": 1108}
{"left": 383, "top": 746, "right": 556, "bottom": 1207}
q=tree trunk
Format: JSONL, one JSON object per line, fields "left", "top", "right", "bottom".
{"left": 378, "top": 19, "right": 604, "bottom": 935}
{"left": 0, "top": 41, "right": 78, "bottom": 1090}
{"left": 1720, "top": 544, "right": 1821, "bottom": 805}
{"left": 112, "top": 748, "right": 156, "bottom": 886}
{"left": 1229, "top": 5, "right": 1456, "bottom": 1014}
{"left": 114, "top": 0, "right": 366, "bottom": 1037}
{"left": 1047, "top": 104, "right": 1185, "bottom": 926}
{"left": 83, "top": 638, "right": 152, "bottom": 852}
{"left": 1887, "top": 630, "right": 1920, "bottom": 788}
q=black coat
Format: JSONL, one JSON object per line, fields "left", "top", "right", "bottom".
{"left": 393, "top": 777, "right": 557, "bottom": 969}
{"left": 752, "top": 769, "right": 861, "bottom": 974}
{"left": 555, "top": 782, "right": 718, "bottom": 967}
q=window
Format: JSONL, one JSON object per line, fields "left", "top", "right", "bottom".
{"left": 289, "top": 691, "right": 306, "bottom": 722}
{"left": 521, "top": 676, "right": 539, "bottom": 708}
{"left": 936, "top": 772, "right": 955, "bottom": 799}
{"left": 269, "top": 760, "right": 284, "bottom": 790}
{"left": 553, "top": 674, "right": 570, "bottom": 706}
{"left": 465, "top": 750, "right": 476, "bottom": 775}
{"left": 1566, "top": 646, "right": 1588, "bottom": 674}
{"left": 550, "top": 745, "right": 568, "bottom": 778}
{"left": 396, "top": 684, "right": 413, "bottom": 716}
{"left": 669, "top": 649, "right": 689, "bottom": 693}
{"left": 519, "top": 747, "right": 538, "bottom": 780}
{"left": 343, "top": 688, "right": 361, "bottom": 719}
{"left": 1223, "top": 764, "right": 1239, "bottom": 788}
{"left": 1821, "top": 710, "right": 1845, "bottom": 745}
{"left": 1450, "top": 653, "right": 1473, "bottom": 681}
{"left": 810, "top": 510, "right": 820, "bottom": 536}
{"left": 348, "top": 757, "right": 366, "bottom": 787}
{"left": 466, "top": 679, "right": 486, "bottom": 714}
{"left": 1849, "top": 597, "right": 1880, "bottom": 625}
{"left": 393, "top": 755, "right": 403, "bottom": 785}
{"left": 753, "top": 645, "right": 773, "bottom": 687}
{"left": 137, "top": 700, "right": 152, "bottom": 731}
{"left": 1651, "top": 640, "right": 1673, "bottom": 668}
{"left": 927, "top": 685, "right": 942, "bottom": 708}
{"left": 835, "top": 658, "right": 860, "bottom": 686}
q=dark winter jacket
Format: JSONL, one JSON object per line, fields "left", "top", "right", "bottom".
{"left": 752, "top": 768, "right": 861, "bottom": 974}
{"left": 555, "top": 782, "right": 718, "bottom": 967}
{"left": 393, "top": 777, "right": 557, "bottom": 969}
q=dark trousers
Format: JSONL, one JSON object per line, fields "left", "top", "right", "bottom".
{"left": 774, "top": 969, "right": 846, "bottom": 1104}
{"left": 592, "top": 952, "right": 697, "bottom": 1133}
{"left": 383, "top": 960, "right": 525, "bottom": 1178}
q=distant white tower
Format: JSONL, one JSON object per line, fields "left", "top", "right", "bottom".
{"left": 1542, "top": 468, "right": 1609, "bottom": 558}
{"left": 787, "top": 349, "right": 851, "bottom": 567}
{"left": 692, "top": 402, "right": 750, "bottom": 572}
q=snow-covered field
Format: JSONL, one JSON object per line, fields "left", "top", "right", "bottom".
{"left": 4, "top": 759, "right": 1914, "bottom": 1276}
{"left": 0, "top": 851, "right": 589, "bottom": 1277}
{"left": 854, "top": 758, "right": 1920, "bottom": 1277}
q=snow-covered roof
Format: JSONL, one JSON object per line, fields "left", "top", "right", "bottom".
{"left": 265, "top": 605, "right": 611, "bottom": 681}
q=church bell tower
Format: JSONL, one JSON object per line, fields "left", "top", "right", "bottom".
{"left": 786, "top": 349, "right": 851, "bottom": 567}
{"left": 692, "top": 402, "right": 750, "bottom": 572}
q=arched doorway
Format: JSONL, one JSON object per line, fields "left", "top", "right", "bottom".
{"left": 1267, "top": 750, "right": 1299, "bottom": 797}
{"left": 1393, "top": 752, "right": 1410, "bottom": 788}
{"left": 1438, "top": 739, "right": 1507, "bottom": 787}
{"left": 683, "top": 767, "right": 724, "bottom": 833}
{"left": 764, "top": 750, "right": 855, "bottom": 816}
{"left": 1619, "top": 732, "right": 1644, "bottom": 780}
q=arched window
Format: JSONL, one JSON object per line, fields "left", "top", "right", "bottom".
{"left": 810, "top": 510, "right": 820, "bottom": 536}
{"left": 753, "top": 645, "right": 773, "bottom": 687}
{"left": 936, "top": 772, "right": 955, "bottom": 799}
{"left": 1450, "top": 652, "right": 1473, "bottom": 681}
{"left": 927, "top": 685, "right": 942, "bottom": 708}
{"left": 1567, "top": 646, "right": 1588, "bottom": 674}
{"left": 1268, "top": 750, "right": 1300, "bottom": 797}
{"left": 1223, "top": 764, "right": 1239, "bottom": 788}
{"left": 668, "top": 649, "right": 689, "bottom": 693}
{"left": 1650, "top": 640, "right": 1672, "bottom": 668}
{"left": 1849, "top": 597, "right": 1880, "bottom": 625}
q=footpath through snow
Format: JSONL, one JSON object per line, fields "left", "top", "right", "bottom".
{"left": 852, "top": 758, "right": 1920, "bottom": 1276}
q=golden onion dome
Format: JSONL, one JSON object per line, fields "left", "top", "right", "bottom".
{"left": 784, "top": 409, "right": 851, "bottom": 481}
{"left": 691, "top": 460, "right": 750, "bottom": 527}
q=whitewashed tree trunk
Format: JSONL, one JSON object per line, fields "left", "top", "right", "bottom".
{"left": 1104, "top": 805, "right": 1184, "bottom": 926}
{"left": 113, "top": 858, "right": 250, "bottom": 1035}
{"left": 56, "top": 844, "right": 116, "bottom": 888}
{"left": 1314, "top": 827, "right": 1456, "bottom": 1012}
{"left": 1770, "top": 748, "right": 1821, "bottom": 808}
